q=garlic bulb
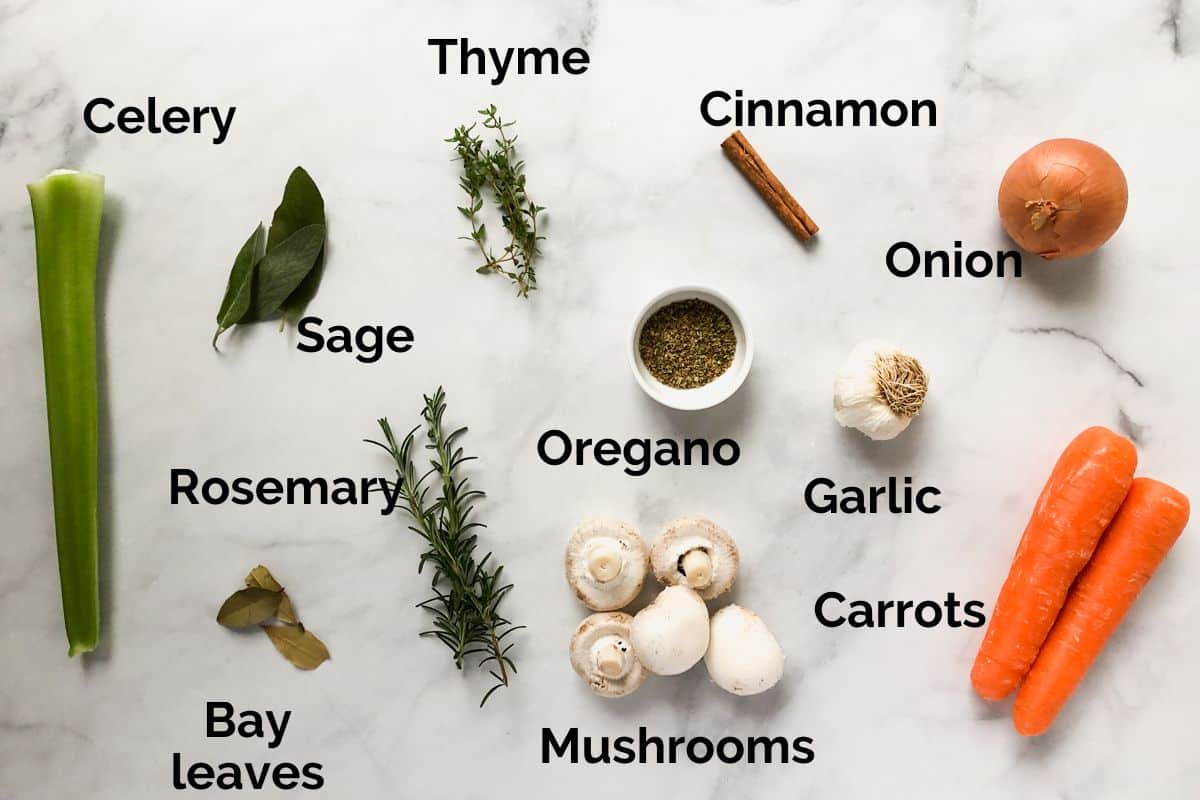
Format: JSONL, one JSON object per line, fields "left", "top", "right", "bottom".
{"left": 833, "top": 340, "right": 928, "bottom": 441}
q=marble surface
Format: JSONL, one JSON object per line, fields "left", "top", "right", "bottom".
{"left": 2, "top": 1, "right": 1199, "bottom": 797}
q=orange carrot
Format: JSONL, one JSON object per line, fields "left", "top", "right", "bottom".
{"left": 1013, "top": 478, "right": 1189, "bottom": 735}
{"left": 971, "top": 426, "right": 1137, "bottom": 701}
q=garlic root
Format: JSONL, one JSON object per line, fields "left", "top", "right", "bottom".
{"left": 833, "top": 340, "right": 928, "bottom": 441}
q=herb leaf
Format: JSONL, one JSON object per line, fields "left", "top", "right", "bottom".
{"left": 279, "top": 249, "right": 325, "bottom": 323}
{"left": 269, "top": 167, "right": 327, "bottom": 322}
{"left": 245, "top": 565, "right": 283, "bottom": 593}
{"left": 209, "top": 168, "right": 328, "bottom": 346}
{"left": 263, "top": 624, "right": 330, "bottom": 670}
{"left": 217, "top": 587, "right": 283, "bottom": 628}
{"left": 212, "top": 224, "right": 265, "bottom": 349}
{"left": 276, "top": 593, "right": 299, "bottom": 625}
{"left": 267, "top": 167, "right": 325, "bottom": 249}
{"left": 248, "top": 223, "right": 326, "bottom": 320}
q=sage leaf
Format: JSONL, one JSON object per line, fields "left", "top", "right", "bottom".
{"left": 279, "top": 247, "right": 326, "bottom": 322}
{"left": 248, "top": 223, "right": 326, "bottom": 320}
{"left": 217, "top": 587, "right": 283, "bottom": 628}
{"left": 263, "top": 624, "right": 329, "bottom": 670}
{"left": 267, "top": 167, "right": 324, "bottom": 249}
{"left": 268, "top": 167, "right": 327, "bottom": 322}
{"left": 244, "top": 565, "right": 283, "bottom": 593}
{"left": 212, "top": 224, "right": 265, "bottom": 349}
{"left": 277, "top": 592, "right": 299, "bottom": 625}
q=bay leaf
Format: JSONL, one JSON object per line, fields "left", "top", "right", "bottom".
{"left": 267, "top": 167, "right": 325, "bottom": 250}
{"left": 263, "top": 624, "right": 330, "bottom": 670}
{"left": 245, "top": 565, "right": 283, "bottom": 593}
{"left": 212, "top": 223, "right": 265, "bottom": 348}
{"left": 268, "top": 167, "right": 326, "bottom": 322}
{"left": 277, "top": 592, "right": 299, "bottom": 625}
{"left": 217, "top": 587, "right": 283, "bottom": 628}
{"left": 247, "top": 223, "right": 326, "bottom": 320}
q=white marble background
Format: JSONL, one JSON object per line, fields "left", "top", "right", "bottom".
{"left": 2, "top": 0, "right": 1198, "bottom": 797}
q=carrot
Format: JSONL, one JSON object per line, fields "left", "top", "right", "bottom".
{"left": 1013, "top": 478, "right": 1189, "bottom": 735}
{"left": 971, "top": 426, "right": 1136, "bottom": 701}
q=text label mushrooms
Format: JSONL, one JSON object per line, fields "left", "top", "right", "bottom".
{"left": 650, "top": 517, "right": 739, "bottom": 600}
{"left": 570, "top": 612, "right": 646, "bottom": 698}
{"left": 630, "top": 585, "right": 710, "bottom": 675}
{"left": 704, "top": 605, "right": 784, "bottom": 696}
{"left": 565, "top": 518, "right": 649, "bottom": 611}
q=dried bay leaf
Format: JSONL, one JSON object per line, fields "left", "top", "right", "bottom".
{"left": 247, "top": 223, "right": 326, "bottom": 321}
{"left": 217, "top": 587, "right": 283, "bottom": 628}
{"left": 245, "top": 565, "right": 283, "bottom": 593}
{"left": 263, "top": 624, "right": 330, "bottom": 670}
{"left": 212, "top": 223, "right": 266, "bottom": 348}
{"left": 244, "top": 565, "right": 298, "bottom": 623}
{"left": 277, "top": 592, "right": 299, "bottom": 625}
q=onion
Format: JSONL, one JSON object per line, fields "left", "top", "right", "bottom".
{"left": 997, "top": 138, "right": 1128, "bottom": 261}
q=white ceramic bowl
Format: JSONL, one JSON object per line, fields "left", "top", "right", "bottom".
{"left": 629, "top": 286, "right": 753, "bottom": 411}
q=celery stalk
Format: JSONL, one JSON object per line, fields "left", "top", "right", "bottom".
{"left": 28, "top": 170, "right": 104, "bottom": 657}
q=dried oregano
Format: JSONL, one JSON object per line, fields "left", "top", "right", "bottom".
{"left": 638, "top": 299, "right": 736, "bottom": 389}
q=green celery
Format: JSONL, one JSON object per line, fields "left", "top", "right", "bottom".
{"left": 28, "top": 170, "right": 104, "bottom": 657}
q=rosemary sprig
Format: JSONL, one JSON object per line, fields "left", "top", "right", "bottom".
{"left": 448, "top": 105, "right": 545, "bottom": 298}
{"left": 368, "top": 387, "right": 522, "bottom": 707}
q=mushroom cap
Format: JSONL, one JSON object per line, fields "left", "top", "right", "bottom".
{"left": 704, "top": 605, "right": 785, "bottom": 696}
{"left": 630, "top": 585, "right": 710, "bottom": 675}
{"left": 569, "top": 612, "right": 646, "bottom": 698}
{"left": 565, "top": 518, "right": 648, "bottom": 611}
{"left": 650, "top": 517, "right": 739, "bottom": 599}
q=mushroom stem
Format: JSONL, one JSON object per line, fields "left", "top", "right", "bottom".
{"left": 680, "top": 549, "right": 713, "bottom": 589}
{"left": 593, "top": 638, "right": 629, "bottom": 679}
{"left": 587, "top": 544, "right": 624, "bottom": 583}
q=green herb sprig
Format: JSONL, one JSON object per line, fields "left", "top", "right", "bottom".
{"left": 448, "top": 105, "right": 545, "bottom": 298}
{"left": 369, "top": 387, "right": 522, "bottom": 707}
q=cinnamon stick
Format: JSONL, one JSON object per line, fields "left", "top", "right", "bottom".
{"left": 720, "top": 130, "right": 819, "bottom": 241}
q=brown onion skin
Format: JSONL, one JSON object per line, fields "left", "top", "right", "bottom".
{"left": 998, "top": 138, "right": 1128, "bottom": 261}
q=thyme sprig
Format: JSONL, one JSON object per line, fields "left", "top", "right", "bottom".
{"left": 369, "top": 387, "right": 522, "bottom": 707}
{"left": 448, "top": 105, "right": 545, "bottom": 298}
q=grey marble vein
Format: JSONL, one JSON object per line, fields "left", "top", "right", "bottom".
{"left": 1012, "top": 326, "right": 1145, "bottom": 387}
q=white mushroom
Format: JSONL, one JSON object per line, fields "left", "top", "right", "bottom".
{"left": 629, "top": 585, "right": 710, "bottom": 675}
{"left": 569, "top": 612, "right": 646, "bottom": 698}
{"left": 704, "top": 605, "right": 784, "bottom": 696}
{"left": 650, "top": 517, "right": 739, "bottom": 600}
{"left": 565, "top": 518, "right": 649, "bottom": 611}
